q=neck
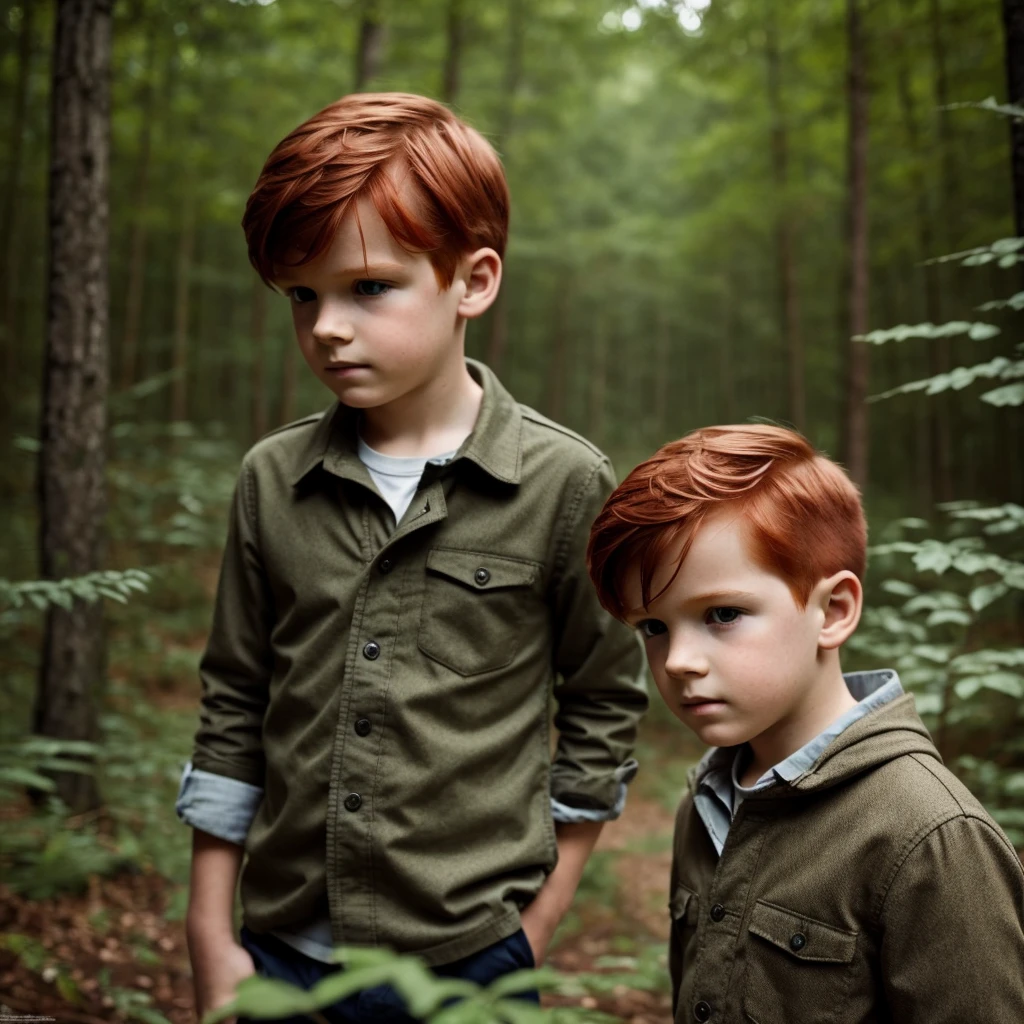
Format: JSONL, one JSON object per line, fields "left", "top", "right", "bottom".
{"left": 741, "top": 655, "right": 857, "bottom": 786}
{"left": 360, "top": 351, "right": 483, "bottom": 458}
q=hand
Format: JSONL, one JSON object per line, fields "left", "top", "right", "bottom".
{"left": 518, "top": 900, "right": 558, "bottom": 968}
{"left": 188, "top": 929, "right": 256, "bottom": 1024}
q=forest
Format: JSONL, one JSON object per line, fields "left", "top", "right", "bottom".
{"left": 0, "top": 0, "right": 1022, "bottom": 1022}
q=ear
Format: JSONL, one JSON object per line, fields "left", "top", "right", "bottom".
{"left": 455, "top": 248, "right": 502, "bottom": 319}
{"left": 814, "top": 571, "right": 863, "bottom": 651}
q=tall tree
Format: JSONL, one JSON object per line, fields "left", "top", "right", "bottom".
{"left": 35, "top": 0, "right": 114, "bottom": 814}
{"left": 118, "top": 23, "right": 161, "bottom": 390}
{"left": 0, "top": 0, "right": 36, "bottom": 384}
{"left": 764, "top": 0, "right": 805, "bottom": 430}
{"left": 250, "top": 277, "right": 268, "bottom": 441}
{"left": 441, "top": 0, "right": 465, "bottom": 106}
{"left": 485, "top": 0, "right": 526, "bottom": 373}
{"left": 353, "top": 0, "right": 386, "bottom": 91}
{"left": 170, "top": 188, "right": 195, "bottom": 422}
{"left": 1005, "top": 0, "right": 1024, "bottom": 235}
{"left": 841, "top": 0, "right": 871, "bottom": 490}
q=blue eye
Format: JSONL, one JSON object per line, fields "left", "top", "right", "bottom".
{"left": 354, "top": 280, "right": 391, "bottom": 297}
{"left": 707, "top": 607, "right": 742, "bottom": 626}
{"left": 638, "top": 619, "right": 667, "bottom": 638}
{"left": 289, "top": 286, "right": 316, "bottom": 304}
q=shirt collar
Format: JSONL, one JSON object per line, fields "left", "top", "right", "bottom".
{"left": 693, "top": 669, "right": 905, "bottom": 794}
{"left": 289, "top": 359, "right": 523, "bottom": 488}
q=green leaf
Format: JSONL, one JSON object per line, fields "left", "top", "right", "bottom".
{"left": 969, "top": 583, "right": 1010, "bottom": 612}
{"left": 977, "top": 291, "right": 1024, "bottom": 312}
{"left": 854, "top": 321, "right": 1000, "bottom": 344}
{"left": 925, "top": 609, "right": 971, "bottom": 628}
{"left": 980, "top": 383, "right": 1024, "bottom": 407}
{"left": 945, "top": 97, "right": 1024, "bottom": 119}
{"left": 880, "top": 580, "right": 918, "bottom": 598}
{"left": 955, "top": 673, "right": 1024, "bottom": 700}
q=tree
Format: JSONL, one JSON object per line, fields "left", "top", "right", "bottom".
{"left": 764, "top": 0, "right": 805, "bottom": 430}
{"left": 441, "top": 0, "right": 465, "bottom": 106}
{"left": 841, "top": 0, "right": 871, "bottom": 490}
{"left": 1005, "top": 0, "right": 1024, "bottom": 235}
{"left": 35, "top": 0, "right": 114, "bottom": 814}
{"left": 353, "top": 0, "right": 386, "bottom": 91}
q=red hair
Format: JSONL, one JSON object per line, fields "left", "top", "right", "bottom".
{"left": 242, "top": 93, "right": 509, "bottom": 288}
{"left": 587, "top": 425, "right": 867, "bottom": 619}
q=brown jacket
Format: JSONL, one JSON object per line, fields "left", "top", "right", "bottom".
{"left": 669, "top": 691, "right": 1024, "bottom": 1023}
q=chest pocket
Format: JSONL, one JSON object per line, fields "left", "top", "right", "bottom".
{"left": 418, "top": 548, "right": 542, "bottom": 676}
{"left": 742, "top": 900, "right": 857, "bottom": 1024}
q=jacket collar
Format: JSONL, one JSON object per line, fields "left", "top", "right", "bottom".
{"left": 289, "top": 359, "right": 523, "bottom": 488}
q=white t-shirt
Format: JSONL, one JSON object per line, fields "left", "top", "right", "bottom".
{"left": 356, "top": 436, "right": 457, "bottom": 525}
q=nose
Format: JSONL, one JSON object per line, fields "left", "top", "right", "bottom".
{"left": 662, "top": 627, "right": 709, "bottom": 680}
{"left": 311, "top": 298, "right": 354, "bottom": 347}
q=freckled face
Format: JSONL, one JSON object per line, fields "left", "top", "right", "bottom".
{"left": 622, "top": 509, "right": 828, "bottom": 754}
{"left": 274, "top": 197, "right": 468, "bottom": 410}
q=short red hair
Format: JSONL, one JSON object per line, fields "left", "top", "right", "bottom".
{"left": 588, "top": 425, "right": 867, "bottom": 619}
{"left": 242, "top": 93, "right": 509, "bottom": 288}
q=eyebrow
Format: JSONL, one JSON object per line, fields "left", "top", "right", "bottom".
{"left": 623, "top": 589, "right": 758, "bottom": 621}
{"left": 275, "top": 261, "right": 408, "bottom": 286}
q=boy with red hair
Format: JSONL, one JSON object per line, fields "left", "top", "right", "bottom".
{"left": 176, "top": 93, "right": 646, "bottom": 1023}
{"left": 588, "top": 425, "right": 1024, "bottom": 1024}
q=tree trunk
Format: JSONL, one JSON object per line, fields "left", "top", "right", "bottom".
{"left": 894, "top": 0, "right": 952, "bottom": 504}
{"left": 765, "top": 0, "right": 805, "bottom": 430}
{"left": 170, "top": 189, "right": 195, "bottom": 422}
{"left": 720, "top": 275, "right": 738, "bottom": 423}
{"left": 250, "top": 278, "right": 268, "bottom": 441}
{"left": 542, "top": 275, "right": 572, "bottom": 422}
{"left": 0, "top": 0, "right": 36, "bottom": 383}
{"left": 353, "top": 0, "right": 386, "bottom": 91}
{"left": 653, "top": 311, "right": 670, "bottom": 435}
{"left": 441, "top": 0, "right": 464, "bottom": 106}
{"left": 1005, "top": 0, "right": 1024, "bottom": 235}
{"left": 841, "top": 0, "right": 870, "bottom": 490}
{"left": 35, "top": 0, "right": 113, "bottom": 815}
{"left": 486, "top": 0, "right": 526, "bottom": 371}
{"left": 118, "top": 25, "right": 160, "bottom": 391}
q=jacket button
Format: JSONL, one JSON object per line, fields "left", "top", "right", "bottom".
{"left": 693, "top": 1001, "right": 712, "bottom": 1022}
{"left": 790, "top": 932, "right": 807, "bottom": 951}
{"left": 710, "top": 903, "right": 725, "bottom": 922}
{"left": 474, "top": 567, "right": 491, "bottom": 586}
{"left": 354, "top": 718, "right": 372, "bottom": 737}
{"left": 344, "top": 793, "right": 362, "bottom": 812}
{"left": 379, "top": 558, "right": 393, "bottom": 574}
{"left": 363, "top": 641, "right": 381, "bottom": 660}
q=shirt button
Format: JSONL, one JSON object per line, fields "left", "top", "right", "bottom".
{"left": 693, "top": 1000, "right": 712, "bottom": 1022}
{"left": 363, "top": 640, "right": 381, "bottom": 660}
{"left": 379, "top": 558, "right": 393, "bottom": 574}
{"left": 790, "top": 932, "right": 807, "bottom": 952}
{"left": 474, "top": 567, "right": 491, "bottom": 586}
{"left": 354, "top": 718, "right": 372, "bottom": 737}
{"left": 344, "top": 793, "right": 362, "bottom": 812}
{"left": 710, "top": 903, "right": 725, "bottom": 922}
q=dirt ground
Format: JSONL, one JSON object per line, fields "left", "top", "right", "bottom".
{"left": 0, "top": 794, "right": 678, "bottom": 1024}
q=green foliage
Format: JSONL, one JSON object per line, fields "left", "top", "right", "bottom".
{"left": 945, "top": 96, "right": 1024, "bottom": 120}
{"left": 926, "top": 237, "right": 1024, "bottom": 268}
{"left": 855, "top": 321, "right": 1000, "bottom": 344}
{"left": 555, "top": 943, "right": 669, "bottom": 999}
{"left": 0, "top": 569, "right": 151, "bottom": 612}
{"left": 868, "top": 350, "right": 1024, "bottom": 406}
{"left": 0, "top": 737, "right": 98, "bottom": 800}
{"left": 207, "top": 946, "right": 593, "bottom": 1024}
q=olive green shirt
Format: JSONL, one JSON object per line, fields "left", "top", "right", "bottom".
{"left": 669, "top": 689, "right": 1024, "bottom": 1023}
{"left": 187, "top": 360, "right": 647, "bottom": 965}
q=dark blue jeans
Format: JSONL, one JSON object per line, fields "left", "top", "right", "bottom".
{"left": 237, "top": 925, "right": 538, "bottom": 1024}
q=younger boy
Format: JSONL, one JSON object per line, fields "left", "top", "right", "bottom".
{"left": 587, "top": 425, "right": 1024, "bottom": 1023}
{"left": 176, "top": 93, "right": 647, "bottom": 1023}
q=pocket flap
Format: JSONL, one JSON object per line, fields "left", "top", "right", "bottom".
{"left": 669, "top": 882, "right": 697, "bottom": 921}
{"left": 748, "top": 900, "right": 857, "bottom": 964}
{"left": 426, "top": 548, "right": 540, "bottom": 591}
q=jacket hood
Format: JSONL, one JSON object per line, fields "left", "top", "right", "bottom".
{"left": 757, "top": 691, "right": 941, "bottom": 797}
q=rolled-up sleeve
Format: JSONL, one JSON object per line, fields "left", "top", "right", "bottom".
{"left": 189, "top": 460, "right": 274, "bottom": 788}
{"left": 548, "top": 457, "right": 648, "bottom": 816}
{"left": 176, "top": 761, "right": 263, "bottom": 844}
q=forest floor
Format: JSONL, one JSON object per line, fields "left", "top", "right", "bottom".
{"left": 0, "top": 701, "right": 695, "bottom": 1024}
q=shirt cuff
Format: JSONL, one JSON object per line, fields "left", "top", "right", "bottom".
{"left": 175, "top": 761, "right": 263, "bottom": 845}
{"left": 549, "top": 758, "right": 638, "bottom": 823}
